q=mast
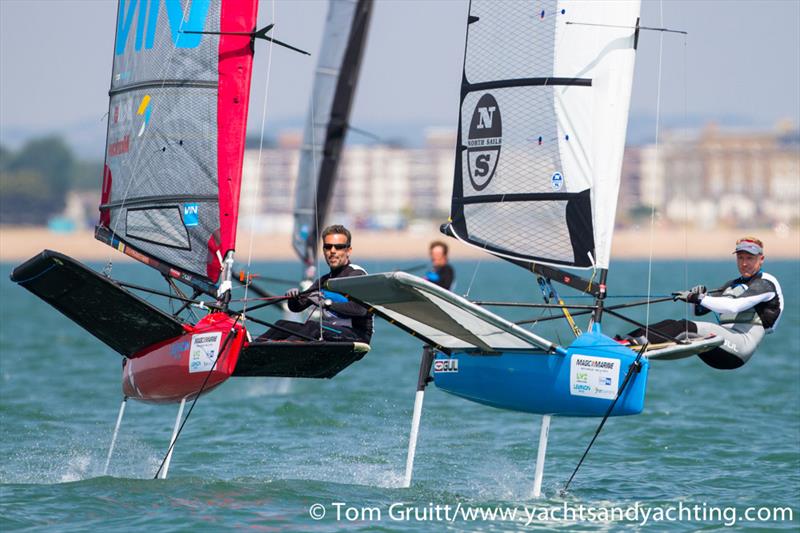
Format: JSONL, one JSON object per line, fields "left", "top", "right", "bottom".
{"left": 292, "top": 0, "right": 374, "bottom": 272}
{"left": 591, "top": 268, "right": 609, "bottom": 326}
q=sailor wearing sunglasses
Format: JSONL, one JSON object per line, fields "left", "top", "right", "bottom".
{"left": 259, "top": 225, "right": 373, "bottom": 343}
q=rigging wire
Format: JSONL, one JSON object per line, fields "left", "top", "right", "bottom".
{"left": 242, "top": 0, "right": 278, "bottom": 323}
{"left": 561, "top": 294, "right": 672, "bottom": 299}
{"left": 682, "top": 33, "right": 690, "bottom": 338}
{"left": 309, "top": 48, "right": 323, "bottom": 342}
{"left": 463, "top": 254, "right": 485, "bottom": 299}
{"left": 153, "top": 317, "right": 241, "bottom": 479}
{"left": 645, "top": 0, "right": 666, "bottom": 341}
{"left": 565, "top": 21, "right": 686, "bottom": 35}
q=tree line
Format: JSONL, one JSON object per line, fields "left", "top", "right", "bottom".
{"left": 0, "top": 136, "right": 102, "bottom": 225}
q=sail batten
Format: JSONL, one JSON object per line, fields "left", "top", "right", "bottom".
{"left": 465, "top": 77, "right": 592, "bottom": 93}
{"left": 108, "top": 80, "right": 218, "bottom": 95}
{"left": 447, "top": 0, "right": 640, "bottom": 271}
{"left": 99, "top": 0, "right": 257, "bottom": 285}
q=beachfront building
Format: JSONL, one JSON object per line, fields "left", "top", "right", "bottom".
{"left": 236, "top": 122, "right": 799, "bottom": 233}
{"left": 638, "top": 122, "right": 800, "bottom": 228}
{"left": 238, "top": 129, "right": 455, "bottom": 233}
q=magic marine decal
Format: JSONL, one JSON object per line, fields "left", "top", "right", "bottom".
{"left": 467, "top": 93, "right": 502, "bottom": 191}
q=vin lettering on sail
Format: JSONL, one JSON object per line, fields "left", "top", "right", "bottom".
{"left": 467, "top": 93, "right": 502, "bottom": 191}
{"left": 115, "top": 0, "right": 211, "bottom": 55}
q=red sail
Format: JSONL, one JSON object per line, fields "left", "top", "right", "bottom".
{"left": 216, "top": 0, "right": 257, "bottom": 278}
{"left": 98, "top": 0, "right": 258, "bottom": 288}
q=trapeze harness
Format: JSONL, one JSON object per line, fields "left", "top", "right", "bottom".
{"left": 692, "top": 271, "right": 783, "bottom": 369}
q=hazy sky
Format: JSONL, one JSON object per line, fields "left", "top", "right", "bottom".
{"left": 1, "top": 0, "right": 798, "bottom": 150}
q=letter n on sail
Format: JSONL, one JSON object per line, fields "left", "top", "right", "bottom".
{"left": 467, "top": 93, "right": 502, "bottom": 191}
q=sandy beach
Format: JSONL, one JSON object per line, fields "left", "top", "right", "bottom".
{"left": 1, "top": 225, "right": 797, "bottom": 263}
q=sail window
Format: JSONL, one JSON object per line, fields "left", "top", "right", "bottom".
{"left": 126, "top": 206, "right": 191, "bottom": 250}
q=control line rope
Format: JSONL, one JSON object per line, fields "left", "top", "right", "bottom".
{"left": 153, "top": 316, "right": 241, "bottom": 480}
{"left": 560, "top": 342, "right": 647, "bottom": 494}
{"left": 242, "top": 0, "right": 278, "bottom": 320}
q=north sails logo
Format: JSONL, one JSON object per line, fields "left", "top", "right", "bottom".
{"left": 467, "top": 93, "right": 502, "bottom": 191}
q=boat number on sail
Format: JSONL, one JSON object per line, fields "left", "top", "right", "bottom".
{"left": 189, "top": 332, "right": 222, "bottom": 373}
{"left": 433, "top": 359, "right": 459, "bottom": 373}
{"left": 569, "top": 355, "right": 620, "bottom": 400}
{"left": 467, "top": 93, "right": 502, "bottom": 191}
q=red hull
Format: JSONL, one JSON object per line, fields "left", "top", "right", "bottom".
{"left": 122, "top": 313, "right": 246, "bottom": 404}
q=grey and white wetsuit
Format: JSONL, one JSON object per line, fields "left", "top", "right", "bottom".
{"left": 692, "top": 271, "right": 783, "bottom": 368}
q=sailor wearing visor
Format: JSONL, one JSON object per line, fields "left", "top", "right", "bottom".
{"left": 259, "top": 225, "right": 373, "bottom": 343}
{"left": 627, "top": 237, "right": 783, "bottom": 369}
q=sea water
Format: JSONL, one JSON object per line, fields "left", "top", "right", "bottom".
{"left": 1, "top": 259, "right": 798, "bottom": 531}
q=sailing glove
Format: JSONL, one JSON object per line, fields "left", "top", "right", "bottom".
{"left": 690, "top": 285, "right": 707, "bottom": 296}
{"left": 285, "top": 288, "right": 300, "bottom": 299}
{"left": 673, "top": 286, "right": 706, "bottom": 304}
{"left": 687, "top": 285, "right": 706, "bottom": 303}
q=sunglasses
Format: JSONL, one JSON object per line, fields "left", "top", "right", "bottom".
{"left": 323, "top": 243, "right": 350, "bottom": 251}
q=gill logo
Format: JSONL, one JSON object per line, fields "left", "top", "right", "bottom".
{"left": 137, "top": 95, "right": 152, "bottom": 137}
{"left": 116, "top": 0, "right": 211, "bottom": 55}
{"left": 433, "top": 359, "right": 459, "bottom": 373}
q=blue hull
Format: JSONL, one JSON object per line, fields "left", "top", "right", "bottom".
{"left": 432, "top": 331, "right": 648, "bottom": 416}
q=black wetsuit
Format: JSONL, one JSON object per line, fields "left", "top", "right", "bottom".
{"left": 259, "top": 263, "right": 373, "bottom": 343}
{"left": 628, "top": 271, "right": 783, "bottom": 369}
{"left": 425, "top": 264, "right": 455, "bottom": 290}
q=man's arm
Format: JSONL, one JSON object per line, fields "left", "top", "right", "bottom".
{"left": 287, "top": 295, "right": 313, "bottom": 313}
{"left": 324, "top": 267, "right": 370, "bottom": 317}
{"left": 694, "top": 303, "right": 712, "bottom": 316}
{"left": 699, "top": 291, "right": 775, "bottom": 315}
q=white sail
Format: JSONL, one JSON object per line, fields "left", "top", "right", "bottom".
{"left": 446, "top": 0, "right": 640, "bottom": 270}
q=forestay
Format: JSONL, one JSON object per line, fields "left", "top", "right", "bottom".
{"left": 98, "top": 0, "right": 257, "bottom": 284}
{"left": 327, "top": 272, "right": 560, "bottom": 353}
{"left": 292, "top": 0, "right": 373, "bottom": 266}
{"left": 445, "top": 0, "right": 640, "bottom": 269}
